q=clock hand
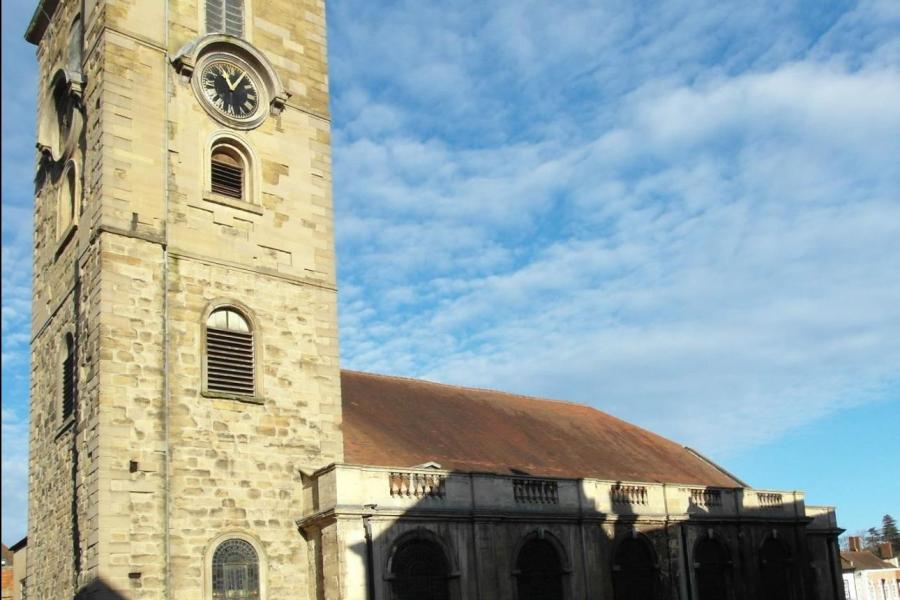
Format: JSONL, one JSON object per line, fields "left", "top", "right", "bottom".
{"left": 229, "top": 72, "right": 246, "bottom": 91}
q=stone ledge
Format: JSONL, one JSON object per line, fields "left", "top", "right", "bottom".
{"left": 203, "top": 193, "right": 264, "bottom": 215}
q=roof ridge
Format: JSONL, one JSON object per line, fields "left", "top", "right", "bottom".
{"left": 341, "top": 368, "right": 609, "bottom": 412}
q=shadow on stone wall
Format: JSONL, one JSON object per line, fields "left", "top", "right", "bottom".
{"left": 336, "top": 472, "right": 843, "bottom": 600}
{"left": 74, "top": 577, "right": 129, "bottom": 600}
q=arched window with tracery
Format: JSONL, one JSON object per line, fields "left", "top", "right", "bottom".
{"left": 759, "top": 537, "right": 793, "bottom": 600}
{"left": 694, "top": 537, "right": 733, "bottom": 600}
{"left": 515, "top": 538, "right": 564, "bottom": 600}
{"left": 612, "top": 536, "right": 659, "bottom": 600}
{"left": 212, "top": 538, "right": 259, "bottom": 599}
{"left": 390, "top": 538, "right": 450, "bottom": 600}
{"left": 205, "top": 307, "right": 255, "bottom": 396}
{"left": 206, "top": 0, "right": 244, "bottom": 37}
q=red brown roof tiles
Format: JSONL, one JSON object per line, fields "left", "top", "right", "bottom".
{"left": 340, "top": 370, "right": 740, "bottom": 487}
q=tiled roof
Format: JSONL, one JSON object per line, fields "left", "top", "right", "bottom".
{"left": 841, "top": 551, "right": 896, "bottom": 572}
{"left": 341, "top": 370, "right": 740, "bottom": 486}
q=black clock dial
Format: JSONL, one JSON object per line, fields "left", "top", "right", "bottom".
{"left": 200, "top": 60, "right": 259, "bottom": 120}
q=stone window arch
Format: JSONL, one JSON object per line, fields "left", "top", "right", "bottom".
{"left": 202, "top": 302, "right": 260, "bottom": 400}
{"left": 513, "top": 531, "right": 569, "bottom": 600}
{"left": 693, "top": 535, "right": 733, "bottom": 600}
{"left": 205, "top": 0, "right": 246, "bottom": 38}
{"left": 386, "top": 529, "right": 459, "bottom": 600}
{"left": 611, "top": 533, "right": 660, "bottom": 600}
{"left": 759, "top": 535, "right": 794, "bottom": 600}
{"left": 206, "top": 134, "right": 259, "bottom": 208}
{"left": 204, "top": 532, "right": 267, "bottom": 600}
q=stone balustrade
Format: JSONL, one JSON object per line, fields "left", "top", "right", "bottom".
{"left": 513, "top": 478, "right": 559, "bottom": 504}
{"left": 388, "top": 471, "right": 446, "bottom": 499}
{"left": 756, "top": 492, "right": 783, "bottom": 509}
{"left": 610, "top": 484, "right": 648, "bottom": 506}
{"left": 304, "top": 464, "right": 812, "bottom": 522}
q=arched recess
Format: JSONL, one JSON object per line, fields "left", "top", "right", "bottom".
{"left": 68, "top": 15, "right": 83, "bottom": 72}
{"left": 205, "top": 132, "right": 259, "bottom": 206}
{"left": 693, "top": 535, "right": 734, "bottom": 600}
{"left": 385, "top": 528, "right": 459, "bottom": 600}
{"left": 38, "top": 69, "right": 84, "bottom": 163}
{"left": 201, "top": 299, "right": 262, "bottom": 400}
{"left": 611, "top": 532, "right": 660, "bottom": 600}
{"left": 512, "top": 530, "right": 570, "bottom": 600}
{"left": 759, "top": 535, "right": 794, "bottom": 600}
{"left": 56, "top": 160, "right": 80, "bottom": 245}
{"left": 202, "top": 530, "right": 267, "bottom": 600}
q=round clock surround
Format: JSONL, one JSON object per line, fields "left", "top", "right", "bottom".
{"left": 192, "top": 52, "right": 269, "bottom": 129}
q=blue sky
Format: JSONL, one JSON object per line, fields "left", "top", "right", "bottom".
{"left": 3, "top": 1, "right": 899, "bottom": 545}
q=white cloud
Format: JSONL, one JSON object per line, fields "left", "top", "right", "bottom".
{"left": 332, "top": 10, "right": 900, "bottom": 458}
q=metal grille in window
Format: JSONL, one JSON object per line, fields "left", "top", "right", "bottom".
{"left": 206, "top": 308, "right": 255, "bottom": 396}
{"left": 212, "top": 539, "right": 259, "bottom": 600}
{"left": 206, "top": 0, "right": 244, "bottom": 37}
{"left": 211, "top": 151, "right": 244, "bottom": 199}
{"left": 62, "top": 335, "right": 75, "bottom": 420}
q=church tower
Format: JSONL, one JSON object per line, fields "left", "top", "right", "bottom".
{"left": 25, "top": 1, "right": 342, "bottom": 597}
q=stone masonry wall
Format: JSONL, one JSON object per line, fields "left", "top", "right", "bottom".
{"left": 27, "top": 0, "right": 103, "bottom": 597}
{"left": 28, "top": 0, "right": 339, "bottom": 596}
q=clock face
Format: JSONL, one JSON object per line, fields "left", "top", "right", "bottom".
{"left": 200, "top": 60, "right": 260, "bottom": 120}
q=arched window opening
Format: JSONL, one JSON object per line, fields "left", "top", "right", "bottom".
{"left": 760, "top": 537, "right": 792, "bottom": 600}
{"left": 212, "top": 538, "right": 259, "bottom": 600}
{"left": 206, "top": 0, "right": 244, "bottom": 37}
{"left": 390, "top": 539, "right": 450, "bottom": 600}
{"left": 68, "top": 16, "right": 83, "bottom": 72}
{"left": 210, "top": 141, "right": 250, "bottom": 201}
{"left": 58, "top": 165, "right": 77, "bottom": 238}
{"left": 206, "top": 307, "right": 255, "bottom": 396}
{"left": 515, "top": 538, "right": 564, "bottom": 600}
{"left": 62, "top": 333, "right": 75, "bottom": 420}
{"left": 694, "top": 537, "right": 732, "bottom": 600}
{"left": 612, "top": 537, "right": 658, "bottom": 600}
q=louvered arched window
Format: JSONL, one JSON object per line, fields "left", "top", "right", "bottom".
{"left": 62, "top": 333, "right": 75, "bottom": 420}
{"left": 212, "top": 538, "right": 259, "bottom": 599}
{"left": 206, "top": 0, "right": 244, "bottom": 37}
{"left": 210, "top": 143, "right": 246, "bottom": 200}
{"left": 205, "top": 307, "right": 255, "bottom": 396}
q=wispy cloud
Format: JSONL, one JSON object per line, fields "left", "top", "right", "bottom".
{"left": 331, "top": 2, "right": 900, "bottom": 457}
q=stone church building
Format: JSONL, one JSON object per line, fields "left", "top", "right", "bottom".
{"left": 23, "top": 0, "right": 844, "bottom": 598}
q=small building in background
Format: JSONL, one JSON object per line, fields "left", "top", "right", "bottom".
{"left": 842, "top": 537, "right": 900, "bottom": 600}
{"left": 0, "top": 544, "right": 13, "bottom": 600}
{"left": 8, "top": 539, "right": 26, "bottom": 600}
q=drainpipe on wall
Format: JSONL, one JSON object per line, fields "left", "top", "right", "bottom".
{"left": 162, "top": 1, "right": 172, "bottom": 597}
{"left": 680, "top": 525, "right": 694, "bottom": 600}
{"left": 362, "top": 507, "right": 376, "bottom": 600}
